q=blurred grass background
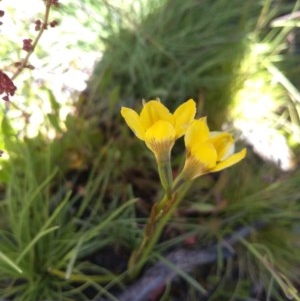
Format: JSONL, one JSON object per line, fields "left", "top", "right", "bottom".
{"left": 0, "top": 0, "right": 299, "bottom": 300}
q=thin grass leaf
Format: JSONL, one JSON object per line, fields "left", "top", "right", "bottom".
{"left": 0, "top": 251, "right": 23, "bottom": 274}
{"left": 155, "top": 254, "right": 207, "bottom": 295}
{"left": 65, "top": 237, "right": 84, "bottom": 280}
{"left": 80, "top": 198, "right": 138, "bottom": 243}
{"left": 239, "top": 238, "right": 300, "bottom": 301}
{"left": 16, "top": 226, "right": 60, "bottom": 264}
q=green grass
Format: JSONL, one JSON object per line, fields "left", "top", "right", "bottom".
{"left": 0, "top": 110, "right": 142, "bottom": 300}
{"left": 85, "top": 0, "right": 281, "bottom": 127}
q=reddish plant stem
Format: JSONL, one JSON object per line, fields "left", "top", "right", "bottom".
{"left": 11, "top": 0, "right": 53, "bottom": 81}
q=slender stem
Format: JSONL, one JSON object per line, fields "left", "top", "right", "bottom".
{"left": 128, "top": 180, "right": 192, "bottom": 277}
{"left": 157, "top": 158, "right": 173, "bottom": 198}
{"left": 8, "top": 0, "right": 54, "bottom": 114}
{"left": 127, "top": 201, "right": 161, "bottom": 274}
{"left": 12, "top": 0, "right": 53, "bottom": 81}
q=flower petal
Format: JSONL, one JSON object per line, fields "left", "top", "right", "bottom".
{"left": 121, "top": 107, "right": 145, "bottom": 140}
{"left": 210, "top": 148, "right": 247, "bottom": 173}
{"left": 173, "top": 99, "right": 196, "bottom": 138}
{"left": 144, "top": 120, "right": 176, "bottom": 161}
{"left": 185, "top": 118, "right": 210, "bottom": 149}
{"left": 140, "top": 100, "right": 173, "bottom": 130}
{"left": 209, "top": 132, "right": 234, "bottom": 161}
{"left": 145, "top": 120, "right": 176, "bottom": 142}
{"left": 190, "top": 142, "right": 217, "bottom": 170}
{"left": 181, "top": 142, "right": 217, "bottom": 180}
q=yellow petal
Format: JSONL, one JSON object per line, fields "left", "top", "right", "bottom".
{"left": 190, "top": 142, "right": 217, "bottom": 170}
{"left": 185, "top": 118, "right": 210, "bottom": 149}
{"left": 144, "top": 120, "right": 176, "bottom": 160}
{"left": 209, "top": 132, "right": 234, "bottom": 161}
{"left": 210, "top": 148, "right": 247, "bottom": 172}
{"left": 145, "top": 120, "right": 176, "bottom": 143}
{"left": 181, "top": 142, "right": 217, "bottom": 180}
{"left": 140, "top": 100, "right": 173, "bottom": 130}
{"left": 121, "top": 107, "right": 145, "bottom": 140}
{"left": 173, "top": 99, "right": 196, "bottom": 138}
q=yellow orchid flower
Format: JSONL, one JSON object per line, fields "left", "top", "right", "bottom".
{"left": 179, "top": 117, "right": 246, "bottom": 180}
{"left": 121, "top": 99, "right": 196, "bottom": 161}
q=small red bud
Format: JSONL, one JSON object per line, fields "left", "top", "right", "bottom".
{"left": 0, "top": 70, "right": 17, "bottom": 101}
{"left": 22, "top": 38, "right": 33, "bottom": 52}
{"left": 49, "top": 20, "right": 58, "bottom": 27}
{"left": 34, "top": 19, "right": 42, "bottom": 31}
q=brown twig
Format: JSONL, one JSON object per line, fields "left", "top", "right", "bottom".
{"left": 11, "top": 0, "right": 54, "bottom": 81}
{"left": 4, "top": 0, "right": 57, "bottom": 116}
{"left": 96, "top": 221, "right": 266, "bottom": 301}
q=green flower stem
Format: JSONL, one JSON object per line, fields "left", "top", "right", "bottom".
{"left": 157, "top": 158, "right": 173, "bottom": 198}
{"left": 128, "top": 179, "right": 192, "bottom": 278}
{"left": 155, "top": 173, "right": 188, "bottom": 214}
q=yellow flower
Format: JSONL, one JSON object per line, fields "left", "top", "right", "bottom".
{"left": 121, "top": 99, "right": 196, "bottom": 161}
{"left": 180, "top": 117, "right": 246, "bottom": 180}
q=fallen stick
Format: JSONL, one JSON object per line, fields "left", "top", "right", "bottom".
{"left": 96, "top": 221, "right": 265, "bottom": 301}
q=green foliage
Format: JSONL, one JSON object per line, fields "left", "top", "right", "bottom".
{"left": 0, "top": 110, "right": 140, "bottom": 300}
{"left": 86, "top": 0, "right": 267, "bottom": 128}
